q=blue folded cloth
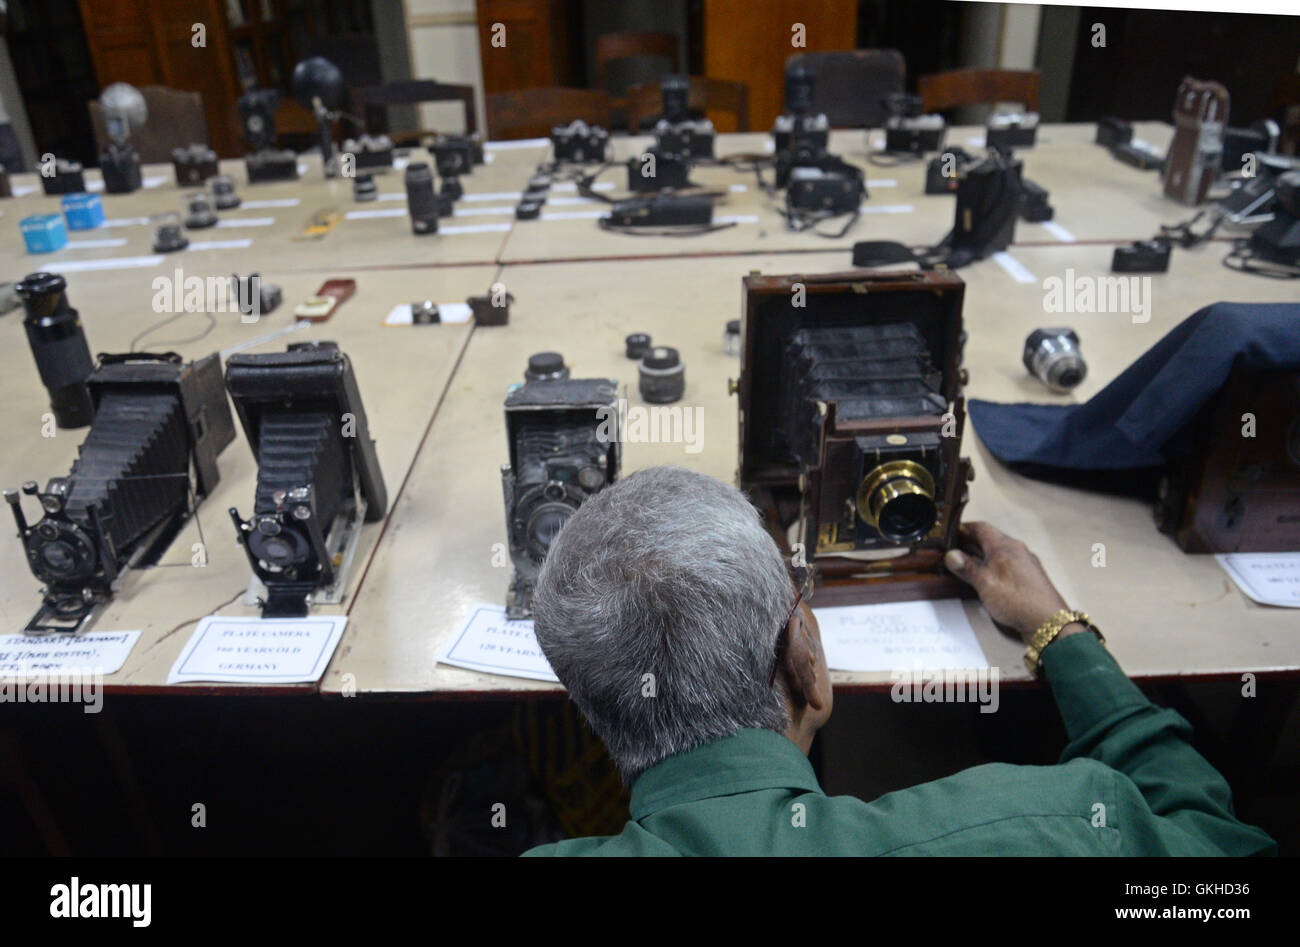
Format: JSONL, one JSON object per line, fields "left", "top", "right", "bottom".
{"left": 968, "top": 302, "right": 1300, "bottom": 471}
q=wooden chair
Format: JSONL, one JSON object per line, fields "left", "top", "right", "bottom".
{"left": 594, "top": 31, "right": 679, "bottom": 94}
{"left": 785, "top": 50, "right": 905, "bottom": 128}
{"left": 625, "top": 76, "right": 750, "bottom": 134}
{"left": 88, "top": 86, "right": 208, "bottom": 164}
{"left": 351, "top": 80, "right": 478, "bottom": 144}
{"left": 918, "top": 68, "right": 1041, "bottom": 114}
{"left": 486, "top": 87, "right": 612, "bottom": 141}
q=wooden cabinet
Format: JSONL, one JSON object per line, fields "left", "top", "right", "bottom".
{"left": 475, "top": 0, "right": 576, "bottom": 95}
{"left": 702, "top": 0, "right": 856, "bottom": 131}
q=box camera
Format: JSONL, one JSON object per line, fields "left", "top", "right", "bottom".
{"left": 944, "top": 149, "right": 1022, "bottom": 265}
{"left": 5, "top": 352, "right": 235, "bottom": 634}
{"left": 735, "top": 270, "right": 972, "bottom": 605}
{"left": 551, "top": 121, "right": 609, "bottom": 165}
{"left": 501, "top": 375, "right": 620, "bottom": 619}
{"left": 1155, "top": 368, "right": 1300, "bottom": 552}
{"left": 430, "top": 136, "right": 474, "bottom": 177}
{"left": 225, "top": 342, "right": 387, "bottom": 619}
{"left": 1163, "top": 77, "right": 1229, "bottom": 206}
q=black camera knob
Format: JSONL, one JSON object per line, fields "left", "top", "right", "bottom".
{"left": 525, "top": 352, "right": 568, "bottom": 382}
{"left": 625, "top": 333, "right": 651, "bottom": 359}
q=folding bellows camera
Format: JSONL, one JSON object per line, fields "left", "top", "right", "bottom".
{"left": 6, "top": 352, "right": 235, "bottom": 635}
{"left": 501, "top": 371, "right": 620, "bottom": 619}
{"left": 226, "top": 342, "right": 387, "bottom": 618}
{"left": 736, "top": 270, "right": 973, "bottom": 605}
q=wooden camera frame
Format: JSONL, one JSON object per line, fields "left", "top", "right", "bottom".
{"left": 735, "top": 269, "right": 974, "bottom": 606}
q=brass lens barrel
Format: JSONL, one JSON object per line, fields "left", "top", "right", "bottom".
{"left": 856, "top": 460, "right": 938, "bottom": 544}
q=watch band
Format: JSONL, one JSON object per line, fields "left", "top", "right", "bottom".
{"left": 1024, "top": 609, "right": 1103, "bottom": 675}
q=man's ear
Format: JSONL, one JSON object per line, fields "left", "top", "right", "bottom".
{"left": 783, "top": 607, "right": 827, "bottom": 712}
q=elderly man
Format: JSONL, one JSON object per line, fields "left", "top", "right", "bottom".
{"left": 523, "top": 466, "right": 1273, "bottom": 856}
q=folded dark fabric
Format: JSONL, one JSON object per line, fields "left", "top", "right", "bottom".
{"left": 968, "top": 302, "right": 1300, "bottom": 471}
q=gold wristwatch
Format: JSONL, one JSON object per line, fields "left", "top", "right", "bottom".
{"left": 1024, "top": 609, "right": 1103, "bottom": 675}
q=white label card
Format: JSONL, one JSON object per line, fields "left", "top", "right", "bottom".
{"left": 0, "top": 630, "right": 140, "bottom": 675}
{"left": 1216, "top": 553, "right": 1300, "bottom": 608}
{"left": 438, "top": 603, "right": 558, "bottom": 682}
{"left": 813, "top": 599, "right": 989, "bottom": 671}
{"left": 166, "top": 616, "right": 347, "bottom": 684}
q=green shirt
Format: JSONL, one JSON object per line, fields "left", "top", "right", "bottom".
{"left": 524, "top": 634, "right": 1276, "bottom": 856}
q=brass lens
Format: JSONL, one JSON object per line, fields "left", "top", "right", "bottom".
{"left": 856, "top": 460, "right": 938, "bottom": 544}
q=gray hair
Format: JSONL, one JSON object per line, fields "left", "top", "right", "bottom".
{"left": 532, "top": 466, "right": 794, "bottom": 782}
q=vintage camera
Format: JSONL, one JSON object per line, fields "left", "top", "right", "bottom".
{"left": 1221, "top": 120, "right": 1278, "bottom": 173}
{"left": 942, "top": 149, "right": 1022, "bottom": 265}
{"left": 735, "top": 270, "right": 972, "bottom": 604}
{"left": 342, "top": 134, "right": 395, "bottom": 172}
{"left": 5, "top": 352, "right": 234, "bottom": 634}
{"left": 773, "top": 64, "right": 834, "bottom": 187}
{"left": 986, "top": 111, "right": 1039, "bottom": 151}
{"left": 239, "top": 89, "right": 299, "bottom": 183}
{"left": 226, "top": 342, "right": 387, "bottom": 618}
{"left": 500, "top": 372, "right": 620, "bottom": 619}
{"left": 551, "top": 121, "right": 609, "bottom": 165}
{"left": 882, "top": 93, "right": 945, "bottom": 154}
{"left": 653, "top": 75, "right": 715, "bottom": 162}
{"left": 40, "top": 158, "right": 86, "bottom": 196}
{"left": 1163, "top": 77, "right": 1229, "bottom": 206}
{"left": 1155, "top": 368, "right": 1300, "bottom": 552}
{"left": 626, "top": 148, "right": 691, "bottom": 192}
{"left": 430, "top": 136, "right": 476, "bottom": 177}
{"left": 172, "top": 144, "right": 220, "bottom": 187}
{"left": 786, "top": 163, "right": 863, "bottom": 215}
{"left": 99, "top": 83, "right": 147, "bottom": 193}
{"left": 1095, "top": 116, "right": 1133, "bottom": 149}
{"left": 1247, "top": 169, "right": 1300, "bottom": 266}
{"left": 1112, "top": 239, "right": 1172, "bottom": 273}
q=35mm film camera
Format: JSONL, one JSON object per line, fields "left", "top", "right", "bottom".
{"left": 6, "top": 352, "right": 235, "bottom": 635}
{"left": 735, "top": 270, "right": 973, "bottom": 605}
{"left": 501, "top": 370, "right": 620, "bottom": 619}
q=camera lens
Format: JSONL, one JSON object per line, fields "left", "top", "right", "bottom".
{"left": 16, "top": 272, "right": 95, "bottom": 429}
{"left": 639, "top": 346, "right": 685, "bottom": 404}
{"left": 526, "top": 502, "right": 573, "bottom": 559}
{"left": 40, "top": 541, "right": 76, "bottom": 574}
{"left": 1024, "top": 327, "right": 1086, "bottom": 394}
{"left": 857, "top": 460, "right": 938, "bottom": 544}
{"left": 405, "top": 162, "right": 439, "bottom": 235}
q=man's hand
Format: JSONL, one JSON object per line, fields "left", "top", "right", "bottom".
{"left": 943, "top": 521, "right": 1080, "bottom": 643}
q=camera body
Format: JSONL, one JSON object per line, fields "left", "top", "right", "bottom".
{"left": 551, "top": 121, "right": 609, "bottom": 164}
{"left": 986, "top": 111, "right": 1039, "bottom": 151}
{"left": 786, "top": 164, "right": 863, "bottom": 214}
{"left": 6, "top": 352, "right": 234, "bottom": 634}
{"left": 1155, "top": 368, "right": 1300, "bottom": 553}
{"left": 882, "top": 93, "right": 945, "bottom": 154}
{"left": 626, "top": 148, "right": 691, "bottom": 192}
{"left": 430, "top": 137, "right": 475, "bottom": 177}
{"left": 226, "top": 342, "right": 387, "bottom": 618}
{"left": 172, "top": 144, "right": 220, "bottom": 187}
{"left": 948, "top": 150, "right": 1022, "bottom": 262}
{"left": 343, "top": 134, "right": 395, "bottom": 172}
{"left": 500, "top": 377, "right": 620, "bottom": 619}
{"left": 736, "top": 270, "right": 972, "bottom": 605}
{"left": 40, "top": 159, "right": 86, "bottom": 196}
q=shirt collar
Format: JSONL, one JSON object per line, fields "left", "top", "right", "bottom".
{"left": 629, "top": 728, "right": 824, "bottom": 820}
